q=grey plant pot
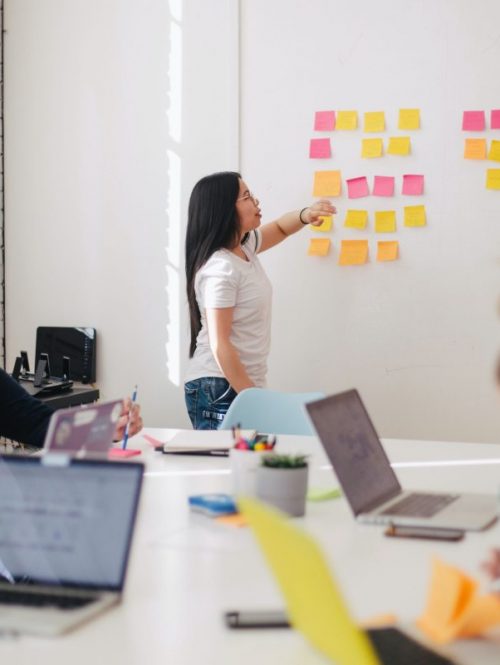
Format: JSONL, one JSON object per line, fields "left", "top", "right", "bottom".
{"left": 255, "top": 465, "right": 309, "bottom": 517}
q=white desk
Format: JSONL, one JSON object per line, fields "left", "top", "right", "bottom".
{"left": 2, "top": 431, "right": 500, "bottom": 665}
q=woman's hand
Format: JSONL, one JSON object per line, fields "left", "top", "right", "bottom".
{"left": 303, "top": 200, "right": 337, "bottom": 226}
{"left": 113, "top": 398, "right": 143, "bottom": 442}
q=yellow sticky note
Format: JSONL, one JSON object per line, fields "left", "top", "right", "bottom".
{"left": 307, "top": 238, "right": 331, "bottom": 256}
{"left": 488, "top": 140, "right": 500, "bottom": 162}
{"left": 377, "top": 241, "right": 399, "bottom": 262}
{"left": 336, "top": 110, "right": 358, "bottom": 130}
{"left": 344, "top": 210, "right": 368, "bottom": 230}
{"left": 404, "top": 204, "right": 426, "bottom": 227}
{"left": 361, "top": 138, "right": 383, "bottom": 158}
{"left": 387, "top": 136, "right": 411, "bottom": 155}
{"left": 363, "top": 111, "right": 385, "bottom": 132}
{"left": 239, "top": 498, "right": 380, "bottom": 665}
{"left": 398, "top": 108, "right": 420, "bottom": 130}
{"left": 313, "top": 170, "right": 342, "bottom": 197}
{"left": 311, "top": 215, "right": 333, "bottom": 232}
{"left": 375, "top": 210, "right": 396, "bottom": 233}
{"left": 486, "top": 169, "right": 500, "bottom": 190}
{"left": 339, "top": 240, "right": 369, "bottom": 266}
{"left": 464, "top": 138, "right": 487, "bottom": 160}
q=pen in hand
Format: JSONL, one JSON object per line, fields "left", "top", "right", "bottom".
{"left": 122, "top": 385, "right": 138, "bottom": 450}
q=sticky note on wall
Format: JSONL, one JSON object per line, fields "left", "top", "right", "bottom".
{"left": 346, "top": 176, "right": 369, "bottom": 198}
{"left": 404, "top": 205, "right": 426, "bottom": 227}
{"left": 336, "top": 110, "right": 358, "bottom": 130}
{"left": 309, "top": 138, "right": 331, "bottom": 158}
{"left": 345, "top": 210, "right": 368, "bottom": 230}
{"left": 313, "top": 170, "right": 342, "bottom": 196}
{"left": 307, "top": 238, "right": 331, "bottom": 256}
{"left": 374, "top": 211, "right": 396, "bottom": 233}
{"left": 361, "top": 138, "right": 383, "bottom": 158}
{"left": 486, "top": 169, "right": 500, "bottom": 190}
{"left": 377, "top": 241, "right": 399, "bottom": 262}
{"left": 314, "top": 110, "right": 335, "bottom": 131}
{"left": 462, "top": 110, "right": 485, "bottom": 131}
{"left": 388, "top": 137, "right": 411, "bottom": 155}
{"left": 398, "top": 109, "right": 420, "bottom": 130}
{"left": 373, "top": 176, "right": 395, "bottom": 197}
{"left": 311, "top": 216, "right": 333, "bottom": 232}
{"left": 491, "top": 110, "right": 500, "bottom": 130}
{"left": 339, "top": 240, "right": 368, "bottom": 266}
{"left": 363, "top": 111, "right": 385, "bottom": 132}
{"left": 464, "top": 139, "right": 486, "bottom": 160}
{"left": 402, "top": 174, "right": 425, "bottom": 195}
{"left": 487, "top": 141, "right": 500, "bottom": 162}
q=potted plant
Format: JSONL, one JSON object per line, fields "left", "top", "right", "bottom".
{"left": 255, "top": 454, "right": 309, "bottom": 517}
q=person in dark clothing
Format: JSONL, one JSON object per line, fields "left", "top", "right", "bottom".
{"left": 0, "top": 368, "right": 142, "bottom": 448}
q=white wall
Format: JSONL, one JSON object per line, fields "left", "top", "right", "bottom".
{"left": 4, "top": 0, "right": 238, "bottom": 427}
{"left": 240, "top": 0, "right": 500, "bottom": 442}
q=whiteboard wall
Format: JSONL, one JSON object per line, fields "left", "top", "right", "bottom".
{"left": 240, "top": 0, "right": 500, "bottom": 442}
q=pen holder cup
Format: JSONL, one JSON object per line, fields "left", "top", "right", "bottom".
{"left": 230, "top": 449, "right": 266, "bottom": 498}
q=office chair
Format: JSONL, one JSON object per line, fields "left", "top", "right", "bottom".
{"left": 220, "top": 388, "right": 325, "bottom": 435}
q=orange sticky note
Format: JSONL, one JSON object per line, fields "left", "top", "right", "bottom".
{"left": 216, "top": 514, "right": 248, "bottom": 528}
{"left": 374, "top": 211, "right": 396, "bottom": 233}
{"left": 313, "top": 170, "right": 342, "bottom": 197}
{"left": 336, "top": 110, "right": 358, "bottom": 130}
{"left": 339, "top": 240, "right": 368, "bottom": 266}
{"left": 458, "top": 594, "right": 500, "bottom": 638}
{"left": 404, "top": 205, "right": 426, "bottom": 227}
{"left": 377, "top": 241, "right": 399, "bottom": 262}
{"left": 344, "top": 210, "right": 368, "bottom": 230}
{"left": 307, "top": 238, "right": 331, "bottom": 256}
{"left": 464, "top": 138, "right": 487, "bottom": 160}
{"left": 398, "top": 108, "right": 420, "bottom": 130}
{"left": 388, "top": 136, "right": 411, "bottom": 156}
{"left": 311, "top": 215, "right": 333, "bottom": 232}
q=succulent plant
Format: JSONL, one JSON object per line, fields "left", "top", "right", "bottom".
{"left": 260, "top": 453, "right": 308, "bottom": 469}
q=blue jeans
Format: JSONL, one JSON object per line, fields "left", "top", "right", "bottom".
{"left": 184, "top": 377, "right": 237, "bottom": 430}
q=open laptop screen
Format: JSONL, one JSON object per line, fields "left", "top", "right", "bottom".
{"left": 306, "top": 390, "right": 401, "bottom": 515}
{"left": 0, "top": 457, "right": 143, "bottom": 590}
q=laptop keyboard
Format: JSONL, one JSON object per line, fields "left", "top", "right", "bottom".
{"left": 380, "top": 492, "right": 458, "bottom": 518}
{"left": 367, "top": 627, "right": 456, "bottom": 665}
{"left": 0, "top": 588, "right": 95, "bottom": 610}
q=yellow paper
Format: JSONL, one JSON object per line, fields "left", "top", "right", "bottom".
{"left": 486, "top": 169, "right": 500, "bottom": 190}
{"left": 361, "top": 138, "right": 383, "bottom": 158}
{"left": 398, "top": 108, "right": 420, "bottom": 130}
{"left": 344, "top": 210, "right": 368, "bottom": 230}
{"left": 375, "top": 210, "right": 396, "bottom": 233}
{"left": 377, "top": 241, "right": 399, "bottom": 262}
{"left": 311, "top": 215, "right": 333, "bottom": 232}
{"left": 339, "top": 240, "right": 369, "bottom": 266}
{"left": 488, "top": 140, "right": 500, "bottom": 162}
{"left": 464, "top": 138, "right": 487, "bottom": 160}
{"left": 388, "top": 136, "right": 411, "bottom": 155}
{"left": 363, "top": 111, "right": 385, "bottom": 132}
{"left": 404, "top": 204, "right": 426, "bottom": 227}
{"left": 336, "top": 110, "right": 358, "bottom": 130}
{"left": 313, "top": 170, "right": 342, "bottom": 197}
{"left": 239, "top": 498, "right": 380, "bottom": 665}
{"left": 307, "top": 238, "right": 331, "bottom": 256}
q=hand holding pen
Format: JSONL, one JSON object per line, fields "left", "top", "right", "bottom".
{"left": 120, "top": 386, "right": 141, "bottom": 449}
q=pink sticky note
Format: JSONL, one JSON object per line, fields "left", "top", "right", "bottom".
{"left": 462, "top": 111, "right": 485, "bottom": 131}
{"left": 309, "top": 138, "right": 331, "bottom": 158}
{"left": 491, "top": 110, "right": 500, "bottom": 130}
{"left": 373, "top": 176, "right": 395, "bottom": 197}
{"left": 314, "top": 110, "right": 335, "bottom": 131}
{"left": 402, "top": 174, "right": 424, "bottom": 196}
{"left": 108, "top": 448, "right": 142, "bottom": 459}
{"left": 346, "top": 176, "right": 369, "bottom": 199}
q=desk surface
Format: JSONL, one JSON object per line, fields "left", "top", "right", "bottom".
{"left": 2, "top": 431, "right": 500, "bottom": 665}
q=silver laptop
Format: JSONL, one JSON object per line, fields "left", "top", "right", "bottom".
{"left": 306, "top": 389, "right": 498, "bottom": 531}
{"left": 43, "top": 399, "right": 122, "bottom": 456}
{"left": 0, "top": 455, "right": 143, "bottom": 636}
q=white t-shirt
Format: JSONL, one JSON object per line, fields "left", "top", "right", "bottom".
{"left": 185, "top": 229, "right": 273, "bottom": 387}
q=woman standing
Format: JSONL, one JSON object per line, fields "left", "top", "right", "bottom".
{"left": 184, "top": 171, "right": 335, "bottom": 429}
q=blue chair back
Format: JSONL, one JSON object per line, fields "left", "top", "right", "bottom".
{"left": 220, "top": 388, "right": 325, "bottom": 435}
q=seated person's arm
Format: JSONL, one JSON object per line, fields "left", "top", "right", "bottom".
{"left": 206, "top": 307, "right": 254, "bottom": 393}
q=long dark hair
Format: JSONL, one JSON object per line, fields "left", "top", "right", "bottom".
{"left": 185, "top": 171, "right": 242, "bottom": 357}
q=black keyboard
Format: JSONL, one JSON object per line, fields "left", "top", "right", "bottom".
{"left": 380, "top": 492, "right": 458, "bottom": 518}
{"left": 367, "top": 627, "right": 456, "bottom": 665}
{"left": 0, "top": 588, "right": 95, "bottom": 610}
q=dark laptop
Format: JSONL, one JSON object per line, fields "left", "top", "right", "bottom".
{"left": 306, "top": 389, "right": 497, "bottom": 531}
{"left": 0, "top": 455, "right": 143, "bottom": 636}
